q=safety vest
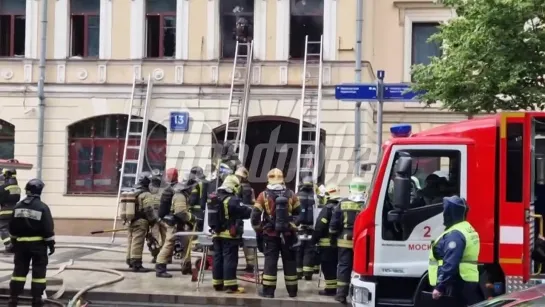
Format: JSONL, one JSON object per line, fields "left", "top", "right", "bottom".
{"left": 428, "top": 221, "right": 480, "bottom": 286}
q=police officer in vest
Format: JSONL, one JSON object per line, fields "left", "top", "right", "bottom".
{"left": 429, "top": 196, "right": 482, "bottom": 306}
{"left": 235, "top": 166, "right": 256, "bottom": 274}
{"left": 0, "top": 169, "right": 20, "bottom": 253}
{"left": 8, "top": 179, "right": 54, "bottom": 307}
{"left": 295, "top": 176, "right": 316, "bottom": 280}
{"left": 209, "top": 175, "right": 252, "bottom": 293}
{"left": 311, "top": 184, "right": 342, "bottom": 296}
{"left": 148, "top": 173, "right": 167, "bottom": 264}
{"left": 155, "top": 180, "right": 194, "bottom": 277}
{"left": 188, "top": 166, "right": 208, "bottom": 232}
{"left": 251, "top": 168, "right": 301, "bottom": 298}
{"left": 330, "top": 177, "right": 367, "bottom": 304}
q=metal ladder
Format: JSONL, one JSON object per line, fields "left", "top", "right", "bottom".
{"left": 295, "top": 35, "right": 324, "bottom": 192}
{"left": 112, "top": 74, "right": 153, "bottom": 242}
{"left": 223, "top": 41, "right": 254, "bottom": 162}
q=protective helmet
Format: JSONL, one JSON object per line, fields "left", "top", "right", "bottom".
{"left": 219, "top": 175, "right": 240, "bottom": 193}
{"left": 325, "top": 184, "right": 341, "bottom": 200}
{"left": 222, "top": 141, "right": 236, "bottom": 157}
{"left": 349, "top": 177, "right": 367, "bottom": 194}
{"left": 150, "top": 174, "right": 162, "bottom": 187}
{"left": 25, "top": 179, "right": 45, "bottom": 196}
{"left": 267, "top": 168, "right": 284, "bottom": 185}
{"left": 190, "top": 166, "right": 205, "bottom": 180}
{"left": 165, "top": 168, "right": 179, "bottom": 183}
{"left": 3, "top": 168, "right": 16, "bottom": 178}
{"left": 219, "top": 163, "right": 234, "bottom": 178}
{"left": 235, "top": 167, "right": 249, "bottom": 179}
{"left": 301, "top": 176, "right": 313, "bottom": 186}
{"left": 137, "top": 172, "right": 152, "bottom": 187}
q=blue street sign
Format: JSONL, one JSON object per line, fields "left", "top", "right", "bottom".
{"left": 335, "top": 83, "right": 420, "bottom": 101}
{"left": 383, "top": 83, "right": 418, "bottom": 100}
{"left": 170, "top": 112, "right": 189, "bottom": 132}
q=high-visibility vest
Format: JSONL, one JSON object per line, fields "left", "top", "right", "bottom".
{"left": 428, "top": 221, "right": 480, "bottom": 286}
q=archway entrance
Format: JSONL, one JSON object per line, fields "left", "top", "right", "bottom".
{"left": 213, "top": 116, "right": 326, "bottom": 193}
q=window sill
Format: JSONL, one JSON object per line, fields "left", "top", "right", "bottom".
{"left": 64, "top": 193, "right": 117, "bottom": 198}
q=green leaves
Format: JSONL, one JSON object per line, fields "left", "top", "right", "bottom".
{"left": 411, "top": 0, "right": 545, "bottom": 114}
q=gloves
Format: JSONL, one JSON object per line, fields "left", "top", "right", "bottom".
{"left": 46, "top": 241, "right": 55, "bottom": 256}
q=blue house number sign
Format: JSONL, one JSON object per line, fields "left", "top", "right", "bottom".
{"left": 170, "top": 112, "right": 189, "bottom": 132}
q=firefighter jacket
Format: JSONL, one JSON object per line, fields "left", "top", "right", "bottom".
{"left": 171, "top": 191, "right": 195, "bottom": 228}
{"left": 0, "top": 178, "right": 20, "bottom": 218}
{"left": 295, "top": 186, "right": 315, "bottom": 227}
{"left": 189, "top": 180, "right": 210, "bottom": 213}
{"left": 239, "top": 182, "right": 255, "bottom": 206}
{"left": 9, "top": 196, "right": 55, "bottom": 243}
{"left": 329, "top": 199, "right": 365, "bottom": 249}
{"left": 138, "top": 188, "right": 161, "bottom": 224}
{"left": 212, "top": 191, "right": 252, "bottom": 239}
{"left": 158, "top": 183, "right": 176, "bottom": 219}
{"left": 251, "top": 188, "right": 300, "bottom": 237}
{"left": 311, "top": 199, "right": 341, "bottom": 247}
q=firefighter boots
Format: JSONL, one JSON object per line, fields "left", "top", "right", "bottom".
{"left": 155, "top": 264, "right": 172, "bottom": 278}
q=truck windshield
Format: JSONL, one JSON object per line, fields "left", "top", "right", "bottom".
{"left": 364, "top": 151, "right": 383, "bottom": 200}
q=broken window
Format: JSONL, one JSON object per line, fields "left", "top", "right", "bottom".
{"left": 0, "top": 119, "right": 14, "bottom": 159}
{"left": 289, "top": 0, "right": 323, "bottom": 59}
{"left": 0, "top": 0, "right": 26, "bottom": 57}
{"left": 146, "top": 0, "right": 176, "bottom": 58}
{"left": 220, "top": 0, "right": 254, "bottom": 58}
{"left": 411, "top": 22, "right": 442, "bottom": 66}
{"left": 70, "top": 0, "right": 100, "bottom": 57}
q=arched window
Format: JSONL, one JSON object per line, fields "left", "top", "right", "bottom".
{"left": 0, "top": 119, "right": 14, "bottom": 159}
{"left": 67, "top": 114, "right": 167, "bottom": 194}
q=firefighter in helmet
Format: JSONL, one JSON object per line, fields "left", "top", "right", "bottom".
{"left": 235, "top": 166, "right": 256, "bottom": 274}
{"left": 217, "top": 141, "right": 242, "bottom": 174}
{"left": 188, "top": 166, "right": 208, "bottom": 232}
{"left": 0, "top": 168, "right": 20, "bottom": 253}
{"left": 429, "top": 196, "right": 482, "bottom": 306}
{"left": 209, "top": 175, "right": 252, "bottom": 293}
{"left": 295, "top": 175, "right": 317, "bottom": 280}
{"left": 8, "top": 179, "right": 54, "bottom": 307}
{"left": 251, "top": 168, "right": 301, "bottom": 298}
{"left": 330, "top": 177, "right": 367, "bottom": 304}
{"left": 157, "top": 167, "right": 179, "bottom": 265}
{"left": 155, "top": 179, "right": 194, "bottom": 278}
{"left": 149, "top": 172, "right": 167, "bottom": 263}
{"left": 311, "top": 184, "right": 342, "bottom": 296}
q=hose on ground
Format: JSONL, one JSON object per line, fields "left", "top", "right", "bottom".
{"left": 66, "top": 266, "right": 124, "bottom": 307}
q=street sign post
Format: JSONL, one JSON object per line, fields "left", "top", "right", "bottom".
{"left": 334, "top": 70, "right": 422, "bottom": 155}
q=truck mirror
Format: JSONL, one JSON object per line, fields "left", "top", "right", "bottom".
{"left": 393, "top": 176, "right": 411, "bottom": 210}
{"left": 537, "top": 156, "right": 545, "bottom": 185}
{"left": 395, "top": 157, "right": 412, "bottom": 177}
{"left": 361, "top": 163, "right": 374, "bottom": 172}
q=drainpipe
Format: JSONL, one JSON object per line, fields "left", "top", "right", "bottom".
{"left": 36, "top": 0, "right": 48, "bottom": 180}
{"left": 354, "top": 0, "right": 363, "bottom": 176}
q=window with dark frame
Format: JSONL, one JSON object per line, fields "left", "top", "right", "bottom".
{"left": 0, "top": 119, "right": 14, "bottom": 159}
{"left": 289, "top": 0, "right": 323, "bottom": 59}
{"left": 67, "top": 115, "right": 167, "bottom": 194}
{"left": 411, "top": 22, "right": 442, "bottom": 66}
{"left": 146, "top": 0, "right": 176, "bottom": 58}
{"left": 0, "top": 0, "right": 26, "bottom": 57}
{"left": 70, "top": 0, "right": 100, "bottom": 57}
{"left": 219, "top": 0, "right": 254, "bottom": 59}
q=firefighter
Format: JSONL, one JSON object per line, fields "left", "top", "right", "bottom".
{"left": 251, "top": 168, "right": 301, "bottom": 298}
{"left": 188, "top": 166, "right": 208, "bottom": 232}
{"left": 155, "top": 180, "right": 194, "bottom": 278}
{"left": 126, "top": 172, "right": 153, "bottom": 272}
{"left": 233, "top": 17, "right": 252, "bottom": 43}
{"left": 219, "top": 141, "right": 243, "bottom": 172}
{"left": 330, "top": 177, "right": 367, "bottom": 304}
{"left": 429, "top": 196, "right": 482, "bottom": 306}
{"left": 158, "top": 168, "right": 179, "bottom": 264}
{"left": 8, "top": 179, "right": 54, "bottom": 307}
{"left": 149, "top": 173, "right": 167, "bottom": 264}
{"left": 311, "top": 184, "right": 342, "bottom": 296}
{"left": 295, "top": 176, "right": 316, "bottom": 280}
{"left": 235, "top": 166, "right": 256, "bottom": 274}
{"left": 209, "top": 175, "right": 252, "bottom": 293}
{"left": 0, "top": 169, "right": 20, "bottom": 253}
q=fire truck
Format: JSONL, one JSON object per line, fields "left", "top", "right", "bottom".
{"left": 350, "top": 112, "right": 545, "bottom": 307}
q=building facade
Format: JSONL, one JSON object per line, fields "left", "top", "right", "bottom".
{"left": 0, "top": 0, "right": 470, "bottom": 233}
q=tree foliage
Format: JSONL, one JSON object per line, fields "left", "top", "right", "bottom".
{"left": 411, "top": 0, "right": 545, "bottom": 113}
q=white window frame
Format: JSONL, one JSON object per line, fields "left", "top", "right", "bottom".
{"left": 402, "top": 9, "right": 454, "bottom": 82}
{"left": 25, "top": 0, "right": 39, "bottom": 59}
{"left": 54, "top": 0, "right": 112, "bottom": 60}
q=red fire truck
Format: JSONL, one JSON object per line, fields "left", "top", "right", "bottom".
{"left": 350, "top": 112, "right": 545, "bottom": 307}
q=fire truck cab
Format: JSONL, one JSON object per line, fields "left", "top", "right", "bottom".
{"left": 350, "top": 112, "right": 545, "bottom": 307}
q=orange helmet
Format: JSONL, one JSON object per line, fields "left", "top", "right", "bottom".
{"left": 165, "top": 168, "right": 179, "bottom": 183}
{"left": 267, "top": 168, "right": 284, "bottom": 185}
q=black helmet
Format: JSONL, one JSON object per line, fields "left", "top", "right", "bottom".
{"left": 3, "top": 168, "right": 16, "bottom": 178}
{"left": 190, "top": 166, "right": 205, "bottom": 180}
{"left": 137, "top": 172, "right": 152, "bottom": 187}
{"left": 25, "top": 179, "right": 45, "bottom": 196}
{"left": 150, "top": 174, "right": 162, "bottom": 187}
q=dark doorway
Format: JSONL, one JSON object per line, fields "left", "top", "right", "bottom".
{"left": 213, "top": 118, "right": 325, "bottom": 193}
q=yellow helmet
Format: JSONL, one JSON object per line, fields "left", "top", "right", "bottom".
{"left": 325, "top": 184, "right": 341, "bottom": 199}
{"left": 267, "top": 168, "right": 284, "bottom": 185}
{"left": 220, "top": 175, "right": 240, "bottom": 193}
{"left": 235, "top": 167, "right": 249, "bottom": 179}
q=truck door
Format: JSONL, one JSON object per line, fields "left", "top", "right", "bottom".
{"left": 498, "top": 112, "right": 531, "bottom": 283}
{"left": 373, "top": 144, "right": 468, "bottom": 277}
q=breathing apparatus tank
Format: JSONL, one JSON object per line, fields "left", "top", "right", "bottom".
{"left": 119, "top": 189, "right": 138, "bottom": 222}
{"left": 274, "top": 196, "right": 290, "bottom": 232}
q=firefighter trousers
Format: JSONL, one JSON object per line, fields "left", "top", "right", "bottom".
{"left": 156, "top": 226, "right": 191, "bottom": 266}
{"left": 127, "top": 218, "right": 148, "bottom": 265}
{"left": 319, "top": 246, "right": 338, "bottom": 293}
{"left": 212, "top": 237, "right": 239, "bottom": 291}
{"left": 243, "top": 247, "right": 255, "bottom": 268}
{"left": 10, "top": 242, "right": 48, "bottom": 299}
{"left": 296, "top": 239, "right": 316, "bottom": 278}
{"left": 261, "top": 235, "right": 298, "bottom": 296}
{"left": 0, "top": 217, "right": 10, "bottom": 247}
{"left": 151, "top": 221, "right": 167, "bottom": 247}
{"left": 337, "top": 247, "right": 354, "bottom": 298}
